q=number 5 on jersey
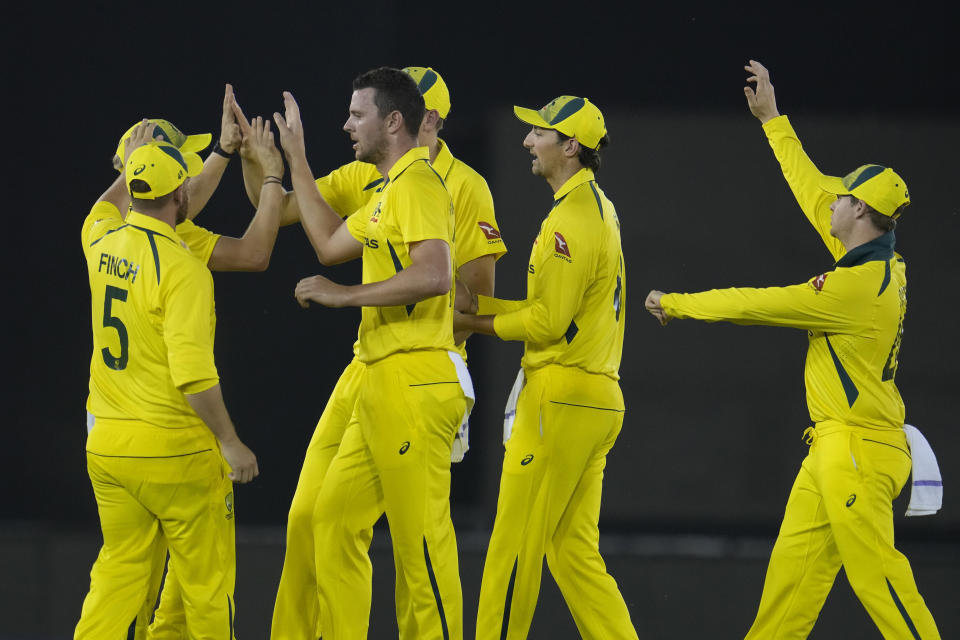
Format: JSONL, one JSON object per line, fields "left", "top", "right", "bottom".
{"left": 102, "top": 285, "right": 129, "bottom": 370}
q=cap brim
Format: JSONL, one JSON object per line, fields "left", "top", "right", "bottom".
{"left": 180, "top": 133, "right": 212, "bottom": 154}
{"left": 513, "top": 106, "right": 551, "bottom": 129}
{"left": 183, "top": 151, "right": 204, "bottom": 178}
{"left": 819, "top": 174, "right": 850, "bottom": 196}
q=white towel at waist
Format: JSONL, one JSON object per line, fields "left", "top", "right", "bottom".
{"left": 448, "top": 351, "right": 475, "bottom": 463}
{"left": 502, "top": 369, "right": 525, "bottom": 444}
{"left": 904, "top": 423, "right": 942, "bottom": 517}
{"left": 86, "top": 411, "right": 95, "bottom": 434}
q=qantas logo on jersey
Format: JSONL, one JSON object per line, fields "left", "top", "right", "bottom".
{"left": 554, "top": 232, "right": 572, "bottom": 262}
{"left": 478, "top": 221, "right": 501, "bottom": 241}
{"left": 810, "top": 273, "right": 828, "bottom": 292}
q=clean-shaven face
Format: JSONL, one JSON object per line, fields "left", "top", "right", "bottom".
{"left": 523, "top": 126, "right": 565, "bottom": 179}
{"left": 175, "top": 179, "right": 190, "bottom": 225}
{"left": 343, "top": 88, "right": 388, "bottom": 165}
{"left": 829, "top": 193, "right": 859, "bottom": 239}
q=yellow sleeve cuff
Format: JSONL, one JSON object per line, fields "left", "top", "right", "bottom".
{"left": 180, "top": 377, "right": 220, "bottom": 396}
{"left": 477, "top": 295, "right": 525, "bottom": 316}
{"left": 493, "top": 309, "right": 528, "bottom": 341}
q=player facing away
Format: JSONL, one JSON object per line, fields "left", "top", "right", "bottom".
{"left": 644, "top": 60, "right": 940, "bottom": 639}
{"left": 273, "top": 67, "right": 472, "bottom": 640}
{"left": 456, "top": 97, "right": 637, "bottom": 640}
{"left": 237, "top": 67, "right": 505, "bottom": 640}
{"left": 95, "top": 93, "right": 287, "bottom": 639}
{"left": 75, "top": 127, "right": 263, "bottom": 639}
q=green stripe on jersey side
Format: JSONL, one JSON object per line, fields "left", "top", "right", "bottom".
{"left": 825, "top": 335, "right": 860, "bottom": 407}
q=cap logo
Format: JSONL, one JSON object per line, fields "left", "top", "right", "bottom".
{"left": 545, "top": 97, "right": 585, "bottom": 125}
{"left": 133, "top": 164, "right": 146, "bottom": 176}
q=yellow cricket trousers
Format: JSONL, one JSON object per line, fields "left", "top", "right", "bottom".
{"left": 746, "top": 422, "right": 940, "bottom": 639}
{"left": 475, "top": 364, "right": 637, "bottom": 640}
{"left": 75, "top": 448, "right": 236, "bottom": 640}
{"left": 312, "top": 350, "right": 467, "bottom": 640}
{"left": 133, "top": 485, "right": 238, "bottom": 639}
{"left": 271, "top": 357, "right": 367, "bottom": 640}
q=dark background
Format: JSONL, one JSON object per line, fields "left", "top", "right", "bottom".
{"left": 2, "top": 1, "right": 958, "bottom": 637}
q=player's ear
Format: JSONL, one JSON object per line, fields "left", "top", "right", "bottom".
{"left": 385, "top": 110, "right": 404, "bottom": 134}
{"left": 562, "top": 137, "right": 580, "bottom": 159}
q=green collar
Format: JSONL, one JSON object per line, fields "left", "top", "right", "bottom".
{"left": 836, "top": 231, "right": 896, "bottom": 268}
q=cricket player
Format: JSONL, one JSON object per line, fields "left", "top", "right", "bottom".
{"left": 644, "top": 60, "right": 940, "bottom": 639}
{"left": 75, "top": 122, "right": 271, "bottom": 638}
{"left": 93, "top": 92, "right": 287, "bottom": 639}
{"left": 273, "top": 67, "right": 471, "bottom": 640}
{"left": 237, "top": 67, "right": 505, "bottom": 639}
{"left": 456, "top": 96, "right": 637, "bottom": 639}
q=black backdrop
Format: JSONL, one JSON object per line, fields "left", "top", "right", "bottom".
{"left": 3, "top": 0, "right": 957, "bottom": 553}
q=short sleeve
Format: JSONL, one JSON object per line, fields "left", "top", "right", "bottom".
{"left": 175, "top": 219, "right": 221, "bottom": 265}
{"left": 161, "top": 260, "right": 220, "bottom": 392}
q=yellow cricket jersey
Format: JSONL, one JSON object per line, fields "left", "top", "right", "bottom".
{"left": 479, "top": 169, "right": 625, "bottom": 379}
{"left": 81, "top": 202, "right": 221, "bottom": 456}
{"left": 660, "top": 115, "right": 907, "bottom": 431}
{"left": 318, "top": 139, "right": 507, "bottom": 358}
{"left": 316, "top": 140, "right": 507, "bottom": 267}
{"left": 344, "top": 146, "right": 457, "bottom": 363}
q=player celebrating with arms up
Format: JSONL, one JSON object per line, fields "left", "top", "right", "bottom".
{"left": 275, "top": 68, "right": 472, "bottom": 640}
{"left": 645, "top": 61, "right": 940, "bottom": 639}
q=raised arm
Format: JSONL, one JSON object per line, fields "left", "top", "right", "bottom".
{"left": 206, "top": 117, "right": 285, "bottom": 272}
{"left": 745, "top": 60, "right": 844, "bottom": 259}
{"left": 274, "top": 91, "right": 362, "bottom": 265}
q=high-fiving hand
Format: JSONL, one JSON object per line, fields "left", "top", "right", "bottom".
{"left": 744, "top": 60, "right": 780, "bottom": 124}
{"left": 219, "top": 84, "right": 242, "bottom": 154}
{"left": 272, "top": 91, "right": 307, "bottom": 162}
{"left": 245, "top": 116, "right": 284, "bottom": 179}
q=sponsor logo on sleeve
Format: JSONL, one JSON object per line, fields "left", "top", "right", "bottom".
{"left": 810, "top": 273, "right": 828, "bottom": 292}
{"left": 554, "top": 232, "right": 572, "bottom": 261}
{"left": 478, "top": 221, "right": 501, "bottom": 241}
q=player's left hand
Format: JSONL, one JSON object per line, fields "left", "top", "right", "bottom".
{"left": 295, "top": 274, "right": 352, "bottom": 308}
{"left": 645, "top": 289, "right": 671, "bottom": 326}
{"left": 247, "top": 116, "right": 284, "bottom": 178}
{"left": 219, "top": 84, "right": 242, "bottom": 154}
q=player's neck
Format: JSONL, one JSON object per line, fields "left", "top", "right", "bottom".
{"left": 545, "top": 161, "right": 583, "bottom": 194}
{"left": 839, "top": 225, "right": 886, "bottom": 255}
{"left": 376, "top": 135, "right": 419, "bottom": 178}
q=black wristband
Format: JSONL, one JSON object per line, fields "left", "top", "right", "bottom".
{"left": 212, "top": 141, "right": 235, "bottom": 159}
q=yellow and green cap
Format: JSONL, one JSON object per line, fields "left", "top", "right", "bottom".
{"left": 115, "top": 119, "right": 211, "bottom": 172}
{"left": 126, "top": 141, "right": 203, "bottom": 199}
{"left": 514, "top": 96, "right": 606, "bottom": 150}
{"left": 402, "top": 67, "right": 451, "bottom": 118}
{"left": 820, "top": 164, "right": 910, "bottom": 218}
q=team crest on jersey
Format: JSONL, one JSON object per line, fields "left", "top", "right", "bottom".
{"left": 554, "top": 232, "right": 572, "bottom": 261}
{"left": 478, "top": 221, "right": 501, "bottom": 240}
{"left": 810, "top": 273, "right": 828, "bottom": 292}
{"left": 369, "top": 202, "right": 382, "bottom": 223}
{"left": 225, "top": 492, "right": 234, "bottom": 520}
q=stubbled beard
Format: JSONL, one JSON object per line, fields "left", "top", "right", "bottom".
{"left": 175, "top": 198, "right": 189, "bottom": 225}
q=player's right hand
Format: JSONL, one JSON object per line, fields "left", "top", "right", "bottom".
{"left": 247, "top": 116, "right": 284, "bottom": 178}
{"left": 273, "top": 91, "right": 307, "bottom": 161}
{"left": 123, "top": 120, "right": 160, "bottom": 166}
{"left": 645, "top": 289, "right": 671, "bottom": 326}
{"left": 743, "top": 60, "right": 781, "bottom": 124}
{"left": 220, "top": 438, "right": 260, "bottom": 484}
